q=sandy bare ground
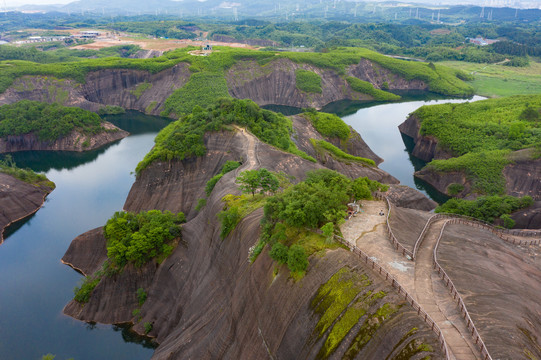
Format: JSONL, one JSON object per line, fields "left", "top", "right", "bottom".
{"left": 73, "top": 37, "right": 255, "bottom": 51}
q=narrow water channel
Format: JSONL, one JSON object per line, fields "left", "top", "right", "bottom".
{"left": 0, "top": 112, "right": 169, "bottom": 360}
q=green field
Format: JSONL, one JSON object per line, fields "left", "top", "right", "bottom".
{"left": 438, "top": 60, "right": 541, "bottom": 97}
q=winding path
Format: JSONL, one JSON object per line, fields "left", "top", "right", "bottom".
{"left": 340, "top": 202, "right": 482, "bottom": 360}
{"left": 235, "top": 127, "right": 260, "bottom": 172}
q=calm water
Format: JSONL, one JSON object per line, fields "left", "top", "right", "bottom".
{"left": 0, "top": 112, "right": 169, "bottom": 360}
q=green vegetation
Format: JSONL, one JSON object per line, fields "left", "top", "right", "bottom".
{"left": 259, "top": 170, "right": 387, "bottom": 274}
{"left": 143, "top": 322, "right": 153, "bottom": 334}
{"left": 447, "top": 183, "right": 465, "bottom": 196}
{"left": 0, "top": 100, "right": 105, "bottom": 141}
{"left": 145, "top": 101, "right": 158, "bottom": 114}
{"left": 310, "top": 139, "right": 376, "bottom": 166}
{"left": 136, "top": 99, "right": 314, "bottom": 174}
{"left": 205, "top": 160, "right": 241, "bottom": 196}
{"left": 130, "top": 82, "right": 152, "bottom": 99}
{"left": 415, "top": 95, "right": 541, "bottom": 194}
{"left": 73, "top": 275, "right": 101, "bottom": 304}
{"left": 346, "top": 76, "right": 401, "bottom": 101}
{"left": 218, "top": 193, "right": 268, "bottom": 239}
{"left": 98, "top": 105, "right": 125, "bottom": 115}
{"left": 236, "top": 168, "right": 279, "bottom": 196}
{"left": 435, "top": 195, "right": 533, "bottom": 224}
{"left": 304, "top": 111, "right": 351, "bottom": 141}
{"left": 113, "top": 21, "right": 197, "bottom": 40}
{"left": 342, "top": 303, "right": 399, "bottom": 360}
{"left": 295, "top": 69, "right": 322, "bottom": 94}
{"left": 438, "top": 60, "right": 541, "bottom": 98}
{"left": 195, "top": 198, "right": 207, "bottom": 211}
{"left": 427, "top": 150, "right": 512, "bottom": 195}
{"left": 0, "top": 155, "right": 55, "bottom": 188}
{"left": 136, "top": 288, "right": 147, "bottom": 307}
{"left": 104, "top": 210, "right": 186, "bottom": 268}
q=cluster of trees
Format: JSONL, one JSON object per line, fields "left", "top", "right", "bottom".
{"left": 254, "top": 169, "right": 388, "bottom": 273}
{"left": 137, "top": 99, "right": 315, "bottom": 174}
{"left": 435, "top": 195, "right": 533, "bottom": 227}
{"left": 104, "top": 210, "right": 186, "bottom": 268}
{"left": 0, "top": 100, "right": 104, "bottom": 141}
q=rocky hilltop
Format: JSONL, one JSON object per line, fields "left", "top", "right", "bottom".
{"left": 62, "top": 113, "right": 446, "bottom": 359}
{"left": 0, "top": 172, "right": 54, "bottom": 243}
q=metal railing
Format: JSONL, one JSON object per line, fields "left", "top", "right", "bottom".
{"left": 333, "top": 233, "right": 450, "bottom": 360}
{"left": 433, "top": 219, "right": 493, "bottom": 360}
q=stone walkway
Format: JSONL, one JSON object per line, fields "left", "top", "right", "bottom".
{"left": 340, "top": 202, "right": 482, "bottom": 360}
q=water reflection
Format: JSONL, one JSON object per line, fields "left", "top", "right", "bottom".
{"left": 0, "top": 112, "right": 169, "bottom": 360}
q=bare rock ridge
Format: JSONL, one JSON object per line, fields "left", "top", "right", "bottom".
{"left": 63, "top": 122, "right": 445, "bottom": 359}
{"left": 0, "top": 122, "right": 129, "bottom": 153}
{"left": 0, "top": 58, "right": 429, "bottom": 115}
{"left": 0, "top": 173, "right": 54, "bottom": 243}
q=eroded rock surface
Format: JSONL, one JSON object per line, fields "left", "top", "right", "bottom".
{"left": 438, "top": 224, "right": 541, "bottom": 359}
{"left": 0, "top": 173, "right": 54, "bottom": 242}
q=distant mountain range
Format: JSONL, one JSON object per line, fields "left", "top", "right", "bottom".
{"left": 11, "top": 0, "right": 541, "bottom": 18}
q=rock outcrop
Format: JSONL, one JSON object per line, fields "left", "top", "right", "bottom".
{"left": 62, "top": 122, "right": 443, "bottom": 359}
{"left": 0, "top": 172, "right": 54, "bottom": 243}
{"left": 0, "top": 122, "right": 129, "bottom": 153}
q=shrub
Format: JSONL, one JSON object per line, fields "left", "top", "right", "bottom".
{"left": 304, "top": 111, "right": 350, "bottom": 140}
{"left": 287, "top": 244, "right": 309, "bottom": 273}
{"left": 195, "top": 198, "right": 207, "bottom": 211}
{"left": 311, "top": 139, "right": 376, "bottom": 166}
{"left": 295, "top": 69, "right": 322, "bottom": 93}
{"left": 500, "top": 214, "right": 515, "bottom": 229}
{"left": 218, "top": 206, "right": 241, "bottom": 239}
{"left": 104, "top": 210, "right": 186, "bottom": 268}
{"left": 136, "top": 288, "right": 147, "bottom": 307}
{"left": 270, "top": 242, "right": 289, "bottom": 264}
{"left": 144, "top": 322, "right": 153, "bottom": 334}
{"left": 346, "top": 76, "right": 400, "bottom": 101}
{"left": 73, "top": 275, "right": 100, "bottom": 303}
{"left": 447, "top": 183, "right": 465, "bottom": 196}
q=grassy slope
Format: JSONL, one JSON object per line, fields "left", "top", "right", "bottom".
{"left": 415, "top": 95, "right": 541, "bottom": 195}
{"left": 438, "top": 60, "right": 541, "bottom": 98}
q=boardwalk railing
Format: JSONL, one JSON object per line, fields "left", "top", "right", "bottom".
{"left": 374, "top": 193, "right": 415, "bottom": 260}
{"left": 375, "top": 192, "right": 541, "bottom": 262}
{"left": 333, "top": 233, "right": 450, "bottom": 360}
{"left": 433, "top": 220, "right": 493, "bottom": 360}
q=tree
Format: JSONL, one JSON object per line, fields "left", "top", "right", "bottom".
{"left": 270, "top": 243, "right": 289, "bottom": 264}
{"left": 258, "top": 168, "right": 280, "bottom": 194}
{"left": 237, "top": 169, "right": 260, "bottom": 196}
{"left": 287, "top": 245, "right": 308, "bottom": 273}
{"left": 237, "top": 168, "right": 279, "bottom": 196}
